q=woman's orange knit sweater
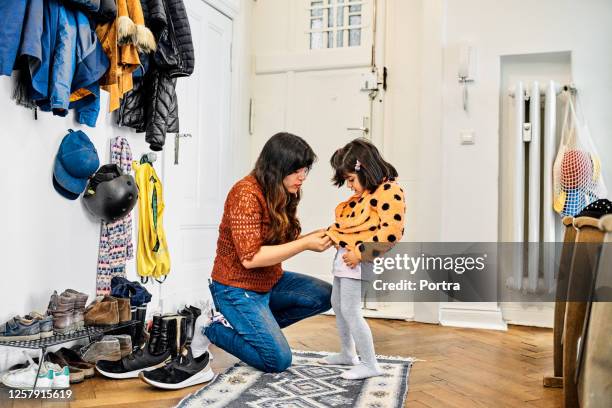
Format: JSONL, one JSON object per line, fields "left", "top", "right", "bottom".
{"left": 211, "top": 175, "right": 283, "bottom": 292}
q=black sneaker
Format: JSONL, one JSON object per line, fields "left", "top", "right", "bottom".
{"left": 96, "top": 315, "right": 182, "bottom": 379}
{"left": 140, "top": 346, "right": 214, "bottom": 389}
{"left": 95, "top": 344, "right": 171, "bottom": 379}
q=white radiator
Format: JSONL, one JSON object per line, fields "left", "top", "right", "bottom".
{"left": 506, "top": 80, "right": 564, "bottom": 293}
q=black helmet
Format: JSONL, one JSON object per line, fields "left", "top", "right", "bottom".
{"left": 83, "top": 164, "right": 138, "bottom": 222}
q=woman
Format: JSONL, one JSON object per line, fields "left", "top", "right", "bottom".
{"left": 190, "top": 132, "right": 334, "bottom": 373}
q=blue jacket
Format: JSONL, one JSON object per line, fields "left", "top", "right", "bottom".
{"left": 17, "top": 0, "right": 108, "bottom": 126}
{"left": 0, "top": 0, "right": 28, "bottom": 76}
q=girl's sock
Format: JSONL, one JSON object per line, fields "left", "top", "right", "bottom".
{"left": 341, "top": 362, "right": 383, "bottom": 380}
{"left": 338, "top": 278, "right": 382, "bottom": 379}
{"left": 320, "top": 277, "right": 359, "bottom": 366}
{"left": 321, "top": 352, "right": 360, "bottom": 366}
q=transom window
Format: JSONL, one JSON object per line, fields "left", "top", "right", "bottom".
{"left": 309, "top": 0, "right": 364, "bottom": 50}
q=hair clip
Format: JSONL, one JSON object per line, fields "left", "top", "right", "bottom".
{"left": 355, "top": 160, "right": 361, "bottom": 172}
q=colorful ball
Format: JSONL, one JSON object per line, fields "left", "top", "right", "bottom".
{"left": 561, "top": 150, "right": 592, "bottom": 189}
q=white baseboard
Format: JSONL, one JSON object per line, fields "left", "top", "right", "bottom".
{"left": 322, "top": 302, "right": 414, "bottom": 321}
{"left": 500, "top": 302, "right": 554, "bottom": 328}
{"left": 439, "top": 307, "right": 508, "bottom": 331}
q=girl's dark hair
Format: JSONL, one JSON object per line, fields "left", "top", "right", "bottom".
{"left": 253, "top": 132, "right": 317, "bottom": 245}
{"left": 330, "top": 138, "right": 398, "bottom": 192}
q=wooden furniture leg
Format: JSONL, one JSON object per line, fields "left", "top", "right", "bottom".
{"left": 563, "top": 217, "right": 604, "bottom": 408}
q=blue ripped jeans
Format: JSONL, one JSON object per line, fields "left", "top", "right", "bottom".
{"left": 204, "top": 271, "right": 332, "bottom": 373}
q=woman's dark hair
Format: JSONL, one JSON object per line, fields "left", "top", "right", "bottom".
{"left": 252, "top": 132, "right": 317, "bottom": 245}
{"left": 330, "top": 138, "right": 398, "bottom": 192}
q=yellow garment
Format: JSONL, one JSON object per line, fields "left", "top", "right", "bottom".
{"left": 326, "top": 180, "right": 406, "bottom": 260}
{"left": 133, "top": 161, "right": 171, "bottom": 280}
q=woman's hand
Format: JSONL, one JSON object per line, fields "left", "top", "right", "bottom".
{"left": 342, "top": 250, "right": 360, "bottom": 268}
{"left": 301, "top": 231, "right": 333, "bottom": 252}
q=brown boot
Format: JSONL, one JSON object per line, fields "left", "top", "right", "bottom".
{"left": 84, "top": 296, "right": 119, "bottom": 326}
{"left": 47, "top": 291, "right": 75, "bottom": 334}
{"left": 62, "top": 289, "right": 89, "bottom": 330}
{"left": 116, "top": 298, "right": 132, "bottom": 323}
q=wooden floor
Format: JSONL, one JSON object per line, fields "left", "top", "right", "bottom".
{"left": 5, "top": 315, "right": 562, "bottom": 407}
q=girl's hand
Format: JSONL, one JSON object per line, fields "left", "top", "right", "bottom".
{"left": 342, "top": 250, "right": 360, "bottom": 268}
{"left": 301, "top": 231, "right": 333, "bottom": 252}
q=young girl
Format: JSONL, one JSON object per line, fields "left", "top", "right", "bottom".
{"left": 322, "top": 138, "right": 406, "bottom": 380}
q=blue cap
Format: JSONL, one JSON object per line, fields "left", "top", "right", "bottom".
{"left": 53, "top": 129, "right": 100, "bottom": 200}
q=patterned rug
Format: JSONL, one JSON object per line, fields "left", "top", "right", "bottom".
{"left": 176, "top": 350, "right": 414, "bottom": 408}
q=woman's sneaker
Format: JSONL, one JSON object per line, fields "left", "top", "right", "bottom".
{"left": 140, "top": 346, "right": 214, "bottom": 390}
{"left": 1, "top": 355, "right": 51, "bottom": 389}
{"left": 49, "top": 364, "right": 70, "bottom": 389}
{"left": 0, "top": 354, "right": 68, "bottom": 389}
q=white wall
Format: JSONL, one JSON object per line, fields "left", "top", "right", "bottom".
{"left": 383, "top": 0, "right": 612, "bottom": 327}
{"left": 440, "top": 0, "right": 612, "bottom": 241}
{"left": 250, "top": 0, "right": 612, "bottom": 327}
{"left": 0, "top": 0, "right": 253, "bottom": 369}
{"left": 0, "top": 88, "right": 151, "bottom": 317}
{"left": 384, "top": 0, "right": 612, "bottom": 241}
{"left": 0, "top": 86, "right": 154, "bottom": 368}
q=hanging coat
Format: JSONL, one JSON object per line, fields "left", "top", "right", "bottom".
{"left": 117, "top": 0, "right": 193, "bottom": 151}
{"left": 133, "top": 160, "right": 171, "bottom": 280}
{"left": 16, "top": 0, "right": 108, "bottom": 125}
{"left": 96, "top": 0, "right": 155, "bottom": 112}
{"left": 68, "top": 10, "right": 110, "bottom": 126}
{"left": 0, "top": 0, "right": 28, "bottom": 76}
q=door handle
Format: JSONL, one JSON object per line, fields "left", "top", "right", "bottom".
{"left": 347, "top": 116, "right": 370, "bottom": 135}
{"left": 347, "top": 127, "right": 369, "bottom": 134}
{"left": 174, "top": 133, "right": 193, "bottom": 165}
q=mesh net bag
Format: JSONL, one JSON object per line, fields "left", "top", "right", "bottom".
{"left": 553, "top": 95, "right": 607, "bottom": 216}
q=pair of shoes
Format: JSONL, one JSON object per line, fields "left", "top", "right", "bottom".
{"left": 111, "top": 277, "right": 152, "bottom": 307}
{"left": 84, "top": 296, "right": 131, "bottom": 326}
{"left": 139, "top": 304, "right": 215, "bottom": 390}
{"left": 47, "top": 289, "right": 89, "bottom": 334}
{"left": 78, "top": 336, "right": 124, "bottom": 363}
{"left": 1, "top": 353, "right": 70, "bottom": 389}
{"left": 96, "top": 314, "right": 184, "bottom": 379}
{"left": 56, "top": 348, "right": 95, "bottom": 379}
{"left": 46, "top": 352, "right": 85, "bottom": 384}
{"left": 0, "top": 316, "right": 45, "bottom": 342}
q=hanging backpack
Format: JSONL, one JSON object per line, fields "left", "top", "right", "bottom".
{"left": 553, "top": 95, "right": 607, "bottom": 217}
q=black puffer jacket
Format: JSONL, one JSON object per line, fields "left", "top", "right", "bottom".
{"left": 118, "top": 0, "right": 193, "bottom": 151}
{"left": 154, "top": 0, "right": 194, "bottom": 77}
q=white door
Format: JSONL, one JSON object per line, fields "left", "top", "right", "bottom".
{"left": 280, "top": 69, "right": 374, "bottom": 280}
{"left": 161, "top": 0, "right": 233, "bottom": 312}
{"left": 252, "top": 1, "right": 411, "bottom": 318}
{"left": 252, "top": 0, "right": 376, "bottom": 281}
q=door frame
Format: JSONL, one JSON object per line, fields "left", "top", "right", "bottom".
{"left": 201, "top": 0, "right": 252, "bottom": 180}
{"left": 154, "top": 0, "right": 249, "bottom": 313}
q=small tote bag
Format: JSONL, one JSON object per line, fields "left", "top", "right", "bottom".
{"left": 553, "top": 95, "right": 607, "bottom": 217}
